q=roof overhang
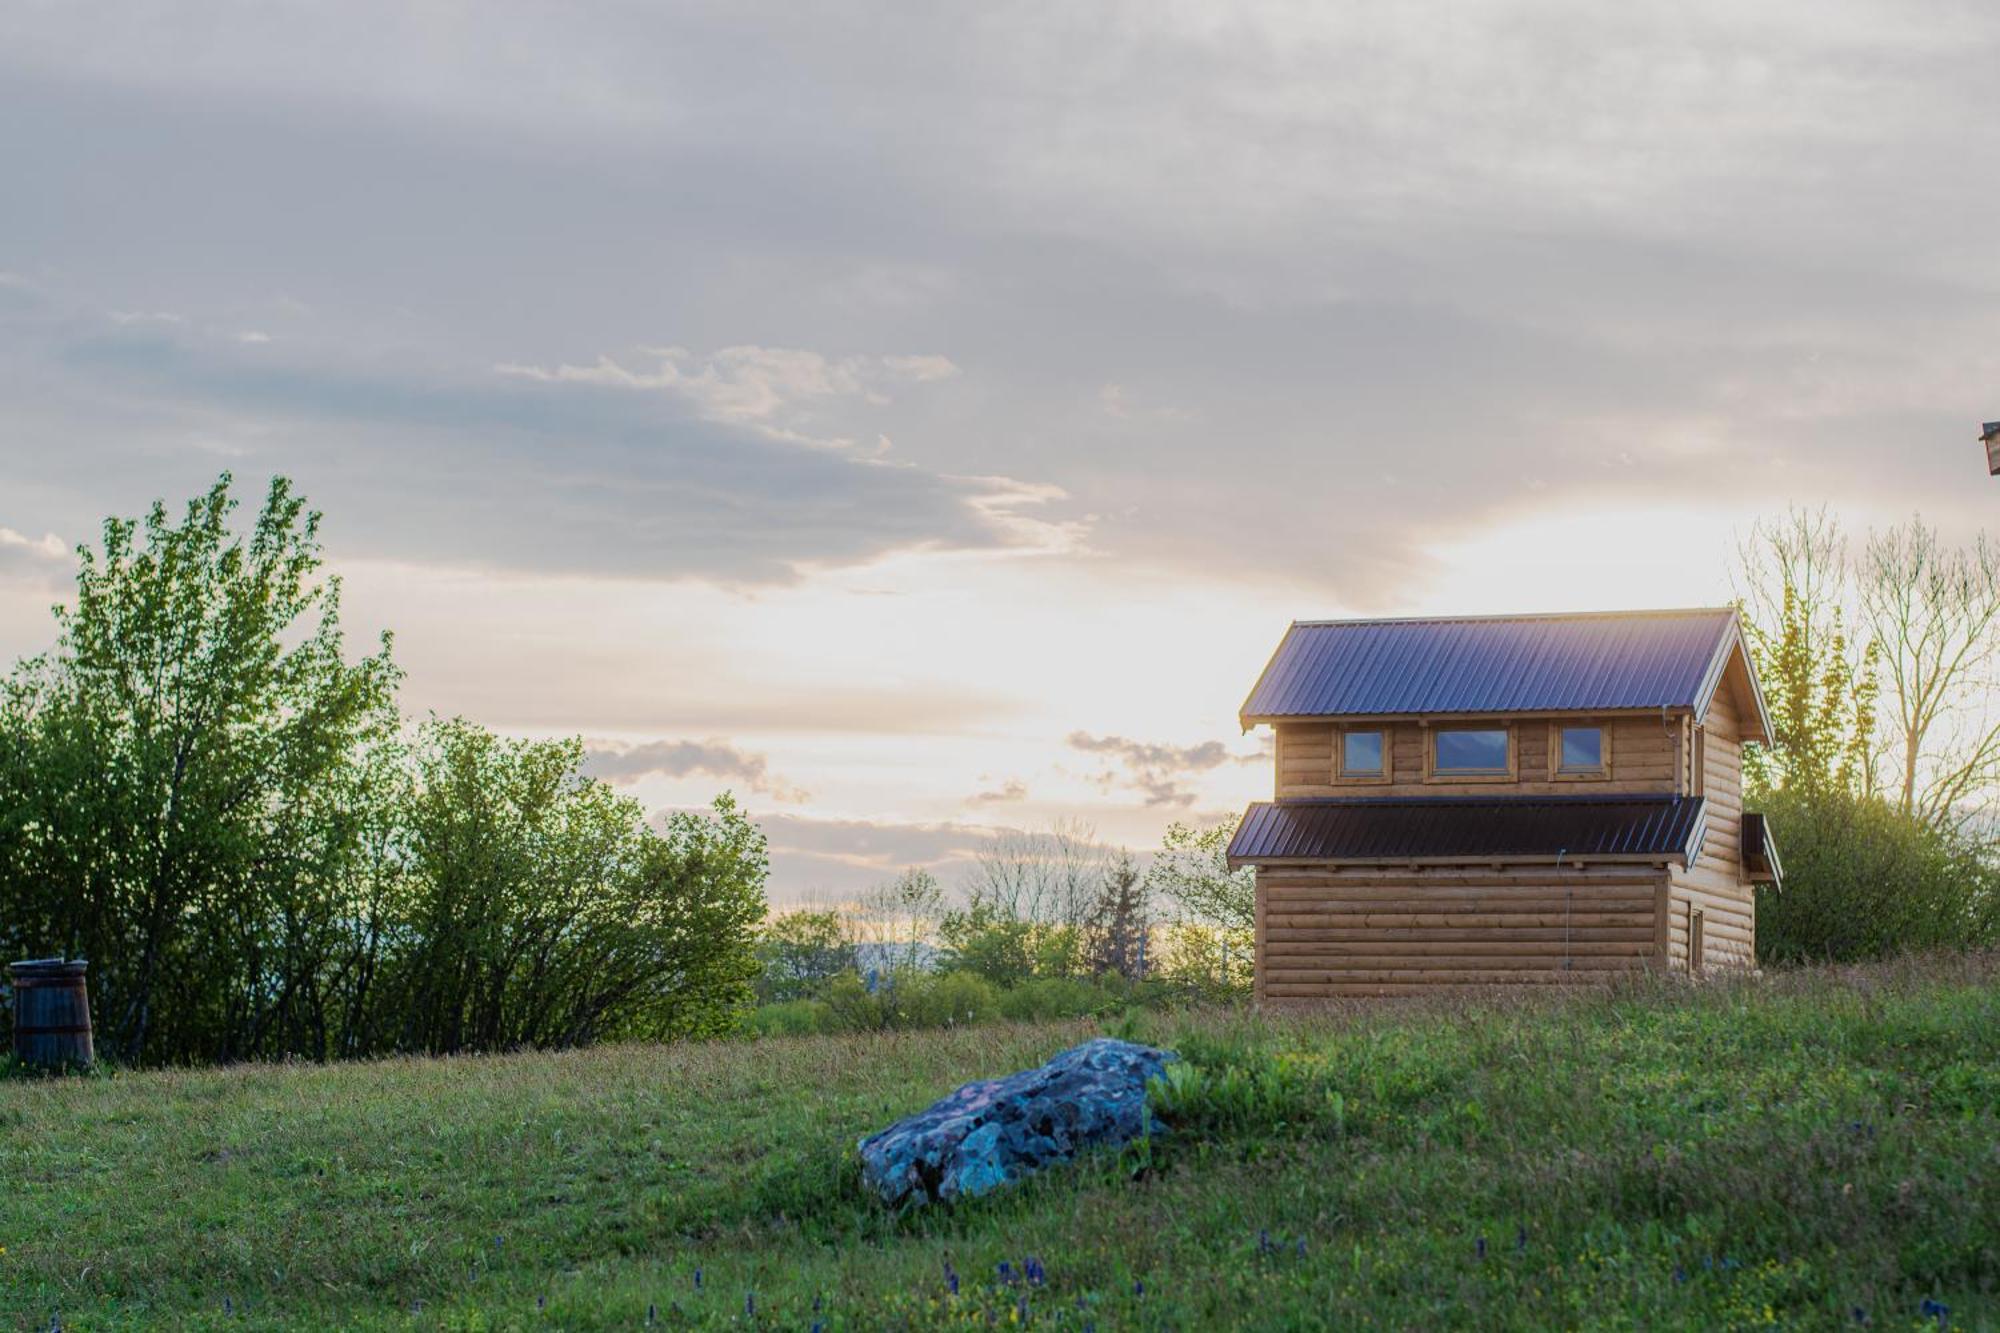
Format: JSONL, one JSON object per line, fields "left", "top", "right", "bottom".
{"left": 1742, "top": 811, "right": 1783, "bottom": 888}
{"left": 1692, "top": 614, "right": 1775, "bottom": 747}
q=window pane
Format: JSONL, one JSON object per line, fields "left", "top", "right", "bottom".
{"left": 1342, "top": 730, "right": 1383, "bottom": 775}
{"left": 1561, "top": 727, "right": 1603, "bottom": 771}
{"left": 1435, "top": 728, "right": 1508, "bottom": 771}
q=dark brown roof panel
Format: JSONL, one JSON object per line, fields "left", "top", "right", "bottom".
{"left": 1228, "top": 795, "right": 1708, "bottom": 866}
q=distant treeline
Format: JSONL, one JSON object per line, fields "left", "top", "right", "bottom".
{"left": 0, "top": 476, "right": 767, "bottom": 1066}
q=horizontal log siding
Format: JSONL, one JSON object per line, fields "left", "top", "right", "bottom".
{"left": 1669, "top": 681, "right": 1756, "bottom": 972}
{"left": 1274, "top": 715, "right": 1682, "bottom": 798}
{"left": 1257, "top": 865, "right": 1667, "bottom": 1000}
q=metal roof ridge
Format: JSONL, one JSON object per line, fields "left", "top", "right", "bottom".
{"left": 1247, "top": 794, "right": 1691, "bottom": 808}
{"left": 1286, "top": 606, "right": 1737, "bottom": 629}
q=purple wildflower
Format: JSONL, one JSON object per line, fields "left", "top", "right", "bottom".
{"left": 1476, "top": 1238, "right": 1487, "bottom": 1261}
{"left": 694, "top": 1267, "right": 703, "bottom": 1290}
{"left": 745, "top": 1291, "right": 755, "bottom": 1317}
{"left": 944, "top": 1259, "right": 960, "bottom": 1295}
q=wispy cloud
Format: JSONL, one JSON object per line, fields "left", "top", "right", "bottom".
{"left": 582, "top": 738, "right": 808, "bottom": 802}
{"left": 1067, "top": 731, "right": 1259, "bottom": 808}
{"left": 0, "top": 527, "right": 70, "bottom": 584}
{"left": 966, "top": 778, "right": 1029, "bottom": 807}
{"left": 495, "top": 344, "right": 960, "bottom": 449}
{"left": 1, "top": 291, "right": 1081, "bottom": 586}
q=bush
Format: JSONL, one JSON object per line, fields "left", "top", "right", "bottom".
{"left": 895, "top": 971, "right": 1002, "bottom": 1028}
{"left": 996, "top": 976, "right": 1117, "bottom": 1022}
{"left": 746, "top": 1000, "right": 830, "bottom": 1037}
{"left": 1755, "top": 786, "right": 2000, "bottom": 964}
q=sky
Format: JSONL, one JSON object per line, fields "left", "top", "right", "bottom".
{"left": 2, "top": 2, "right": 1997, "bottom": 905}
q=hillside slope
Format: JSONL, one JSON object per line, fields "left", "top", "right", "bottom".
{"left": 4, "top": 954, "right": 1997, "bottom": 1330}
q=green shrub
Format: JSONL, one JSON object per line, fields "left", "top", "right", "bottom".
{"left": 1755, "top": 787, "right": 2000, "bottom": 964}
{"left": 746, "top": 1000, "right": 830, "bottom": 1037}
{"left": 821, "top": 972, "right": 893, "bottom": 1032}
{"left": 895, "top": 971, "right": 1001, "bottom": 1028}
{"left": 996, "top": 975, "right": 1115, "bottom": 1022}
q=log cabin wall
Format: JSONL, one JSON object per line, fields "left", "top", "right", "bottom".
{"left": 1255, "top": 864, "right": 1667, "bottom": 1001}
{"left": 1273, "top": 714, "right": 1683, "bottom": 799}
{"left": 1666, "top": 682, "right": 1755, "bottom": 971}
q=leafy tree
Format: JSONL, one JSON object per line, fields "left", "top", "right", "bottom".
{"left": 1147, "top": 821, "right": 1253, "bottom": 934}
{"left": 756, "top": 908, "right": 857, "bottom": 1003}
{"left": 938, "top": 900, "right": 1083, "bottom": 987}
{"left": 391, "top": 719, "right": 767, "bottom": 1051}
{"left": 0, "top": 473, "right": 772, "bottom": 1064}
{"left": 0, "top": 475, "right": 400, "bottom": 1064}
{"left": 852, "top": 867, "right": 943, "bottom": 974}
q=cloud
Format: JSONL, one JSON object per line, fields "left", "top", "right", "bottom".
{"left": 0, "top": 301, "right": 1080, "bottom": 587}
{"left": 0, "top": 527, "right": 70, "bottom": 584}
{"left": 966, "top": 778, "right": 1029, "bottom": 807}
{"left": 582, "top": 738, "right": 808, "bottom": 803}
{"left": 495, "top": 344, "right": 960, "bottom": 449}
{"left": 737, "top": 812, "right": 1007, "bottom": 904}
{"left": 1067, "top": 731, "right": 1259, "bottom": 808}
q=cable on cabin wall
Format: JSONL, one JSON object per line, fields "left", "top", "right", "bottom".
{"left": 1555, "top": 846, "right": 1572, "bottom": 972}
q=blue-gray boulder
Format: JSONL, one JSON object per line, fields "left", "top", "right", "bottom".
{"left": 857, "top": 1037, "right": 1177, "bottom": 1207}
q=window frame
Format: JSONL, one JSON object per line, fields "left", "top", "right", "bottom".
{"left": 1426, "top": 724, "right": 1515, "bottom": 782}
{"left": 1334, "top": 725, "right": 1391, "bottom": 784}
{"left": 1551, "top": 722, "right": 1611, "bottom": 781}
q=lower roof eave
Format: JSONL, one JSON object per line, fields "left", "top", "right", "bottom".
{"left": 1232, "top": 852, "right": 1686, "bottom": 871}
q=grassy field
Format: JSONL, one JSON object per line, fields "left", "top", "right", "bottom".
{"left": 4, "top": 955, "right": 1997, "bottom": 1330}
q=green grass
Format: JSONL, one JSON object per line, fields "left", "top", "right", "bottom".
{"left": 4, "top": 954, "right": 1998, "bottom": 1330}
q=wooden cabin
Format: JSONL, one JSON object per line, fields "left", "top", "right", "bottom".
{"left": 1228, "top": 608, "right": 1782, "bottom": 1002}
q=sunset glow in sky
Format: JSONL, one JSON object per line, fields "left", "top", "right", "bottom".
{"left": 3, "top": 3, "right": 1996, "bottom": 903}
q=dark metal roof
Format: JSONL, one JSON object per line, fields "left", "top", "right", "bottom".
{"left": 1742, "top": 811, "right": 1783, "bottom": 888}
{"left": 1227, "top": 795, "right": 1708, "bottom": 866}
{"left": 1240, "top": 608, "right": 1743, "bottom": 723}
{"left": 1983, "top": 421, "right": 2000, "bottom": 441}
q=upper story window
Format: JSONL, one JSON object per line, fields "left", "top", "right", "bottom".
{"left": 1340, "top": 728, "right": 1385, "bottom": 778}
{"left": 1559, "top": 725, "right": 1605, "bottom": 774}
{"left": 1433, "top": 727, "right": 1510, "bottom": 774}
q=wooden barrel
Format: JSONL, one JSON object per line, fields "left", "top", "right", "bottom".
{"left": 9, "top": 958, "right": 93, "bottom": 1069}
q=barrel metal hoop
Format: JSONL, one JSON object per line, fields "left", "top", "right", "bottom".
{"left": 17, "top": 1024, "right": 95, "bottom": 1035}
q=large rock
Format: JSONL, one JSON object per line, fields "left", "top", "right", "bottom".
{"left": 857, "top": 1037, "right": 1177, "bottom": 1207}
